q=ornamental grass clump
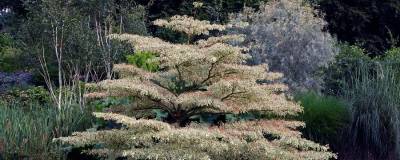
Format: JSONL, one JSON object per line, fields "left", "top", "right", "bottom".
{"left": 0, "top": 101, "right": 93, "bottom": 159}
{"left": 342, "top": 62, "right": 400, "bottom": 159}
{"left": 55, "top": 15, "right": 336, "bottom": 160}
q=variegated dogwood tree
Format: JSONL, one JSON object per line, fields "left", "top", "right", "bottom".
{"left": 56, "top": 15, "right": 336, "bottom": 160}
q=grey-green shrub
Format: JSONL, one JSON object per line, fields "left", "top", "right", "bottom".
{"left": 0, "top": 101, "right": 94, "bottom": 159}
{"left": 232, "top": 0, "right": 338, "bottom": 91}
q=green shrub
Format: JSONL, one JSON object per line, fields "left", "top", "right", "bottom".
{"left": 2, "top": 86, "right": 51, "bottom": 105}
{"left": 0, "top": 101, "right": 94, "bottom": 159}
{"left": 342, "top": 61, "right": 400, "bottom": 159}
{"left": 90, "top": 97, "right": 132, "bottom": 112}
{"left": 323, "top": 43, "right": 371, "bottom": 95}
{"left": 335, "top": 43, "right": 370, "bottom": 60}
{"left": 294, "top": 92, "right": 349, "bottom": 148}
{"left": 382, "top": 47, "right": 400, "bottom": 61}
{"left": 381, "top": 47, "right": 400, "bottom": 82}
{"left": 126, "top": 51, "right": 159, "bottom": 72}
{"left": 0, "top": 33, "right": 24, "bottom": 72}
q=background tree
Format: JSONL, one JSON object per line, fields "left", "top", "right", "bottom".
{"left": 311, "top": 0, "right": 400, "bottom": 55}
{"left": 0, "top": 0, "right": 26, "bottom": 31}
{"left": 0, "top": 33, "right": 24, "bottom": 72}
{"left": 0, "top": 0, "right": 268, "bottom": 81}
{"left": 56, "top": 15, "right": 335, "bottom": 159}
{"left": 12, "top": 0, "right": 148, "bottom": 82}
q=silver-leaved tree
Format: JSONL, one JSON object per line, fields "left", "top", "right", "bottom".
{"left": 55, "top": 15, "right": 336, "bottom": 160}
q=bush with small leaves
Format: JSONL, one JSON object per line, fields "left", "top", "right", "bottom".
{"left": 126, "top": 51, "right": 160, "bottom": 72}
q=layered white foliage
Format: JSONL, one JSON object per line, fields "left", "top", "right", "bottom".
{"left": 56, "top": 14, "right": 336, "bottom": 159}
{"left": 56, "top": 113, "right": 336, "bottom": 160}
{"left": 231, "top": 0, "right": 338, "bottom": 91}
{"left": 153, "top": 15, "right": 225, "bottom": 37}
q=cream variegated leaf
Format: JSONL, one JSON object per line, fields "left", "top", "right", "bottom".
{"left": 56, "top": 114, "right": 335, "bottom": 159}
{"left": 153, "top": 15, "right": 226, "bottom": 36}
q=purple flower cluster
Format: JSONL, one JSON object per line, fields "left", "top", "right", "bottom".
{"left": 0, "top": 71, "right": 33, "bottom": 93}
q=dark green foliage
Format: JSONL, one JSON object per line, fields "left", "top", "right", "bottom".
{"left": 383, "top": 47, "right": 400, "bottom": 61}
{"left": 126, "top": 51, "right": 159, "bottom": 72}
{"left": 4, "top": 0, "right": 149, "bottom": 81}
{"left": 335, "top": 43, "right": 370, "bottom": 60}
{"left": 90, "top": 96, "right": 132, "bottom": 112}
{"left": 294, "top": 92, "right": 349, "bottom": 149}
{"left": 0, "top": 101, "right": 94, "bottom": 159}
{"left": 88, "top": 96, "right": 162, "bottom": 120}
{"left": 154, "top": 27, "right": 189, "bottom": 44}
{"left": 0, "top": 0, "right": 26, "bottom": 17}
{"left": 323, "top": 44, "right": 371, "bottom": 95}
{"left": 2, "top": 86, "right": 51, "bottom": 105}
{"left": 342, "top": 61, "right": 400, "bottom": 159}
{"left": 0, "top": 33, "right": 12, "bottom": 52}
{"left": 0, "top": 33, "right": 25, "bottom": 72}
{"left": 312, "top": 0, "right": 400, "bottom": 55}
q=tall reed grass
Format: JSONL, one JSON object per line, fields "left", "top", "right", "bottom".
{"left": 0, "top": 101, "right": 94, "bottom": 159}
{"left": 342, "top": 61, "right": 400, "bottom": 159}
